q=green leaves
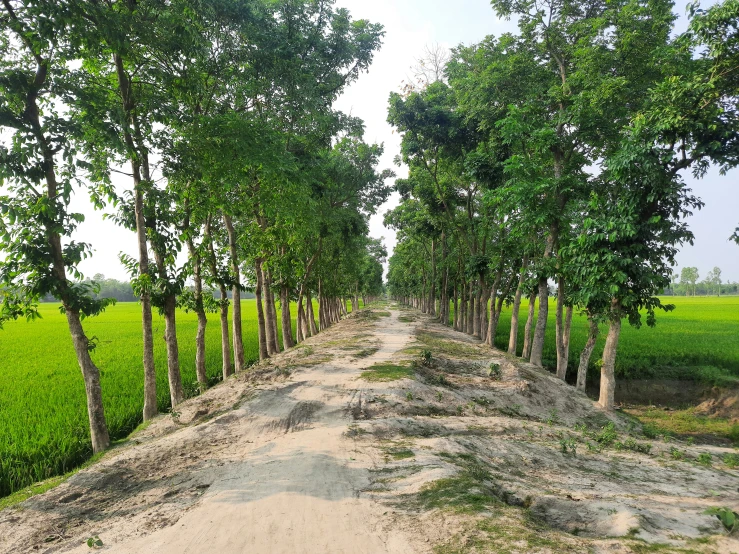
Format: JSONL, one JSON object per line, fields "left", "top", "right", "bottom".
{"left": 703, "top": 506, "right": 738, "bottom": 534}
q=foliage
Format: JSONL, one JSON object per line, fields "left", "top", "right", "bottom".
{"left": 703, "top": 506, "right": 738, "bottom": 534}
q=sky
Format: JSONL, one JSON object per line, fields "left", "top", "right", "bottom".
{"left": 68, "top": 0, "right": 738, "bottom": 283}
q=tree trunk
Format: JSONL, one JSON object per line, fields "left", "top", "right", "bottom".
{"left": 153, "top": 248, "right": 184, "bottom": 408}
{"left": 307, "top": 290, "right": 318, "bottom": 335}
{"left": 598, "top": 300, "right": 622, "bottom": 411}
{"left": 460, "top": 282, "right": 467, "bottom": 333}
{"left": 555, "top": 276, "right": 568, "bottom": 380}
{"left": 508, "top": 256, "right": 528, "bottom": 355}
{"left": 296, "top": 296, "right": 305, "bottom": 342}
{"left": 255, "top": 258, "right": 270, "bottom": 361}
{"left": 530, "top": 276, "right": 549, "bottom": 367}
{"left": 65, "top": 309, "right": 110, "bottom": 452}
{"left": 485, "top": 270, "right": 502, "bottom": 346}
{"left": 163, "top": 292, "right": 184, "bottom": 406}
{"left": 186, "top": 237, "right": 208, "bottom": 386}
{"left": 223, "top": 213, "right": 245, "bottom": 372}
{"left": 113, "top": 52, "right": 157, "bottom": 422}
{"left": 453, "top": 284, "right": 459, "bottom": 330}
{"left": 262, "top": 264, "right": 280, "bottom": 353}
{"left": 522, "top": 291, "right": 536, "bottom": 360}
{"left": 576, "top": 317, "right": 599, "bottom": 391}
{"left": 218, "top": 284, "right": 233, "bottom": 379}
{"left": 280, "top": 284, "right": 295, "bottom": 350}
{"left": 429, "top": 239, "right": 436, "bottom": 316}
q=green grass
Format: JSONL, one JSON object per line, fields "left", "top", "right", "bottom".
{"left": 415, "top": 331, "right": 485, "bottom": 358}
{"left": 0, "top": 298, "right": 353, "bottom": 499}
{"left": 488, "top": 296, "right": 739, "bottom": 381}
{"left": 359, "top": 362, "right": 414, "bottom": 381}
{"left": 624, "top": 406, "right": 739, "bottom": 444}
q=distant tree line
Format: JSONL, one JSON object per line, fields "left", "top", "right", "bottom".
{"left": 666, "top": 266, "right": 738, "bottom": 296}
{"left": 39, "top": 275, "right": 257, "bottom": 303}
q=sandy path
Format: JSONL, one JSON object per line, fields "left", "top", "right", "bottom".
{"left": 98, "top": 309, "right": 415, "bottom": 554}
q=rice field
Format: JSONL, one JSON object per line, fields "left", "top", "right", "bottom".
{"left": 493, "top": 296, "right": 739, "bottom": 380}
{"left": 0, "top": 300, "right": 324, "bottom": 498}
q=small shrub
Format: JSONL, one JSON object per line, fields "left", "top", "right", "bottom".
{"left": 595, "top": 422, "right": 618, "bottom": 447}
{"left": 670, "top": 447, "right": 685, "bottom": 461}
{"left": 436, "top": 391, "right": 443, "bottom": 401}
{"left": 546, "top": 409, "right": 560, "bottom": 426}
{"left": 419, "top": 349, "right": 433, "bottom": 367}
{"left": 696, "top": 452, "right": 712, "bottom": 466}
{"left": 406, "top": 391, "right": 414, "bottom": 401}
{"left": 614, "top": 438, "right": 652, "bottom": 455}
{"left": 704, "top": 506, "right": 738, "bottom": 534}
{"left": 723, "top": 453, "right": 739, "bottom": 469}
{"left": 487, "top": 362, "right": 502, "bottom": 380}
{"left": 560, "top": 437, "right": 577, "bottom": 456}
{"left": 86, "top": 536, "right": 103, "bottom": 549}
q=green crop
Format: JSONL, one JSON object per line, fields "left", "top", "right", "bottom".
{"left": 0, "top": 299, "right": 328, "bottom": 498}
{"left": 491, "top": 296, "right": 739, "bottom": 381}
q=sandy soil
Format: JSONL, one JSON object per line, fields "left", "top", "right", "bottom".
{"left": 0, "top": 305, "right": 737, "bottom": 553}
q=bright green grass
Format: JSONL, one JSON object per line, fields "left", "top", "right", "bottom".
{"left": 0, "top": 298, "right": 344, "bottom": 498}
{"left": 486, "top": 296, "right": 739, "bottom": 380}
{"left": 359, "top": 362, "right": 414, "bottom": 381}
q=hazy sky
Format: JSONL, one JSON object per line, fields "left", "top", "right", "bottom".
{"left": 70, "top": 0, "right": 738, "bottom": 283}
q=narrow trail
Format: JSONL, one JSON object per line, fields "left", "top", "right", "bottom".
{"left": 0, "top": 308, "right": 420, "bottom": 554}
{"left": 113, "top": 310, "right": 416, "bottom": 554}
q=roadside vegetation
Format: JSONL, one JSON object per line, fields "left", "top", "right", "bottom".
{"left": 385, "top": 0, "right": 739, "bottom": 417}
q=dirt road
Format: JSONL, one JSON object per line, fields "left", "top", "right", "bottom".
{"left": 1, "top": 305, "right": 737, "bottom": 553}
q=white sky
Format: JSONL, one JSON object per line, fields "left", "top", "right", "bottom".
{"left": 70, "top": 0, "right": 738, "bottom": 283}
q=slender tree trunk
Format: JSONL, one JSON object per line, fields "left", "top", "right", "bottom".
{"left": 531, "top": 216, "right": 559, "bottom": 366}
{"left": 453, "top": 284, "right": 459, "bottom": 330}
{"left": 218, "top": 284, "right": 233, "bottom": 379}
{"left": 255, "top": 258, "right": 270, "bottom": 360}
{"left": 186, "top": 237, "right": 208, "bottom": 387}
{"left": 49, "top": 214, "right": 110, "bottom": 450}
{"left": 65, "top": 308, "right": 110, "bottom": 452}
{"left": 262, "top": 265, "right": 280, "bottom": 353}
{"left": 223, "top": 214, "right": 245, "bottom": 372}
{"left": 577, "top": 316, "right": 599, "bottom": 391}
{"left": 204, "top": 219, "right": 232, "bottom": 378}
{"left": 296, "top": 296, "right": 305, "bottom": 342}
{"left": 460, "top": 282, "right": 467, "bottom": 333}
{"left": 307, "top": 290, "right": 318, "bottom": 335}
{"left": 280, "top": 284, "right": 295, "bottom": 350}
{"left": 522, "top": 291, "right": 536, "bottom": 360}
{"left": 113, "top": 53, "right": 157, "bottom": 422}
{"left": 530, "top": 276, "right": 549, "bottom": 367}
{"left": 555, "top": 276, "right": 568, "bottom": 380}
{"left": 486, "top": 270, "right": 502, "bottom": 346}
{"left": 429, "top": 239, "right": 436, "bottom": 316}
{"left": 508, "top": 256, "right": 528, "bottom": 355}
{"left": 153, "top": 249, "right": 184, "bottom": 407}
{"left": 599, "top": 303, "right": 622, "bottom": 411}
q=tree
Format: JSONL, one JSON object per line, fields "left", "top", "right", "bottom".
{"left": 0, "top": 0, "right": 112, "bottom": 452}
{"left": 680, "top": 267, "right": 700, "bottom": 296}
{"left": 706, "top": 266, "right": 722, "bottom": 296}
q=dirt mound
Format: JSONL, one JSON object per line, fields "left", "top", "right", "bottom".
{"left": 696, "top": 388, "right": 739, "bottom": 421}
